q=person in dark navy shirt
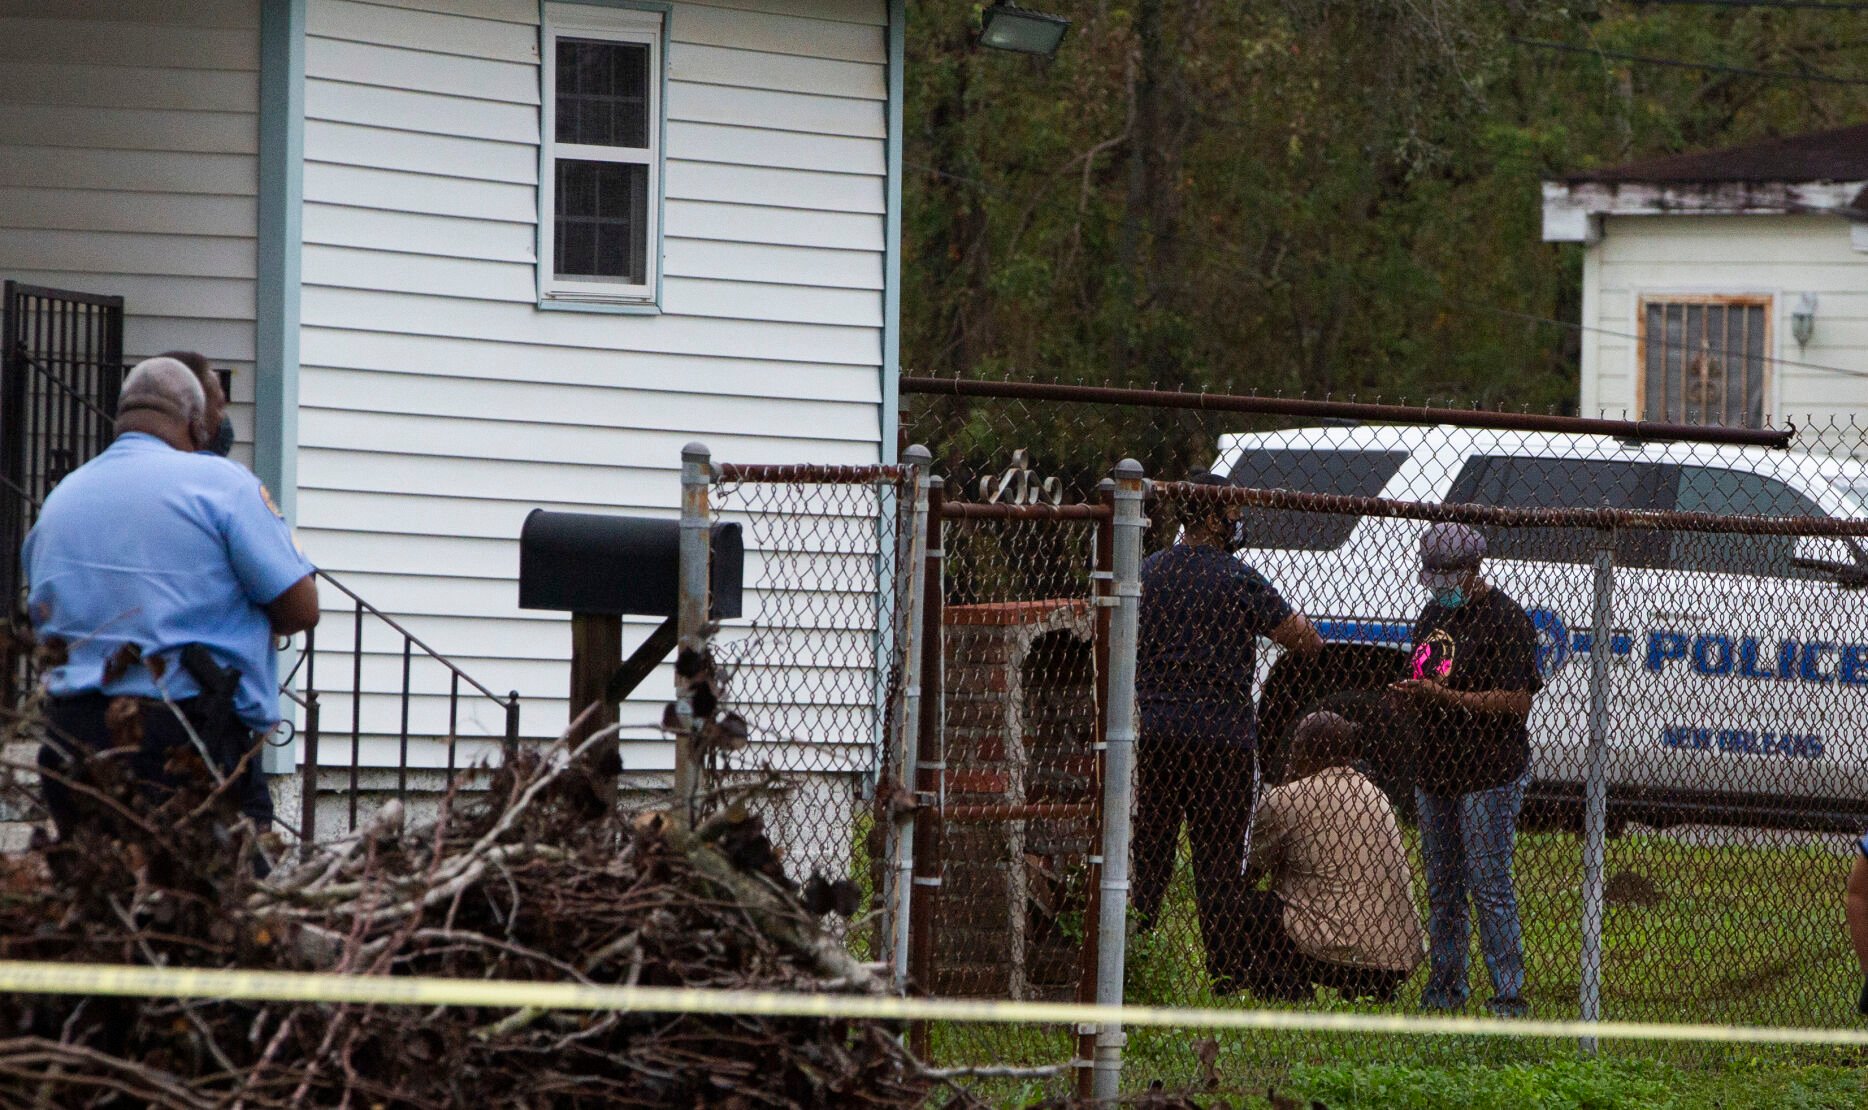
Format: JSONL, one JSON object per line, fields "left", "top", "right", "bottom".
{"left": 23, "top": 357, "right": 319, "bottom": 843}
{"left": 1132, "top": 472, "right": 1322, "bottom": 994}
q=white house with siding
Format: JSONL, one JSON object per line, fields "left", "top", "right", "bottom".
{"left": 0, "top": 0, "right": 904, "bottom": 822}
{"left": 1542, "top": 124, "right": 1868, "bottom": 434}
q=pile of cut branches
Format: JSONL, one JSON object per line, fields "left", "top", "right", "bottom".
{"left": 0, "top": 698, "right": 950, "bottom": 1108}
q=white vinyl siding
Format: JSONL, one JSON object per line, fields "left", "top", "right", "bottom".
{"left": 0, "top": 1, "right": 260, "bottom": 460}
{"left": 1582, "top": 216, "right": 1868, "bottom": 440}
{"left": 299, "top": 0, "right": 888, "bottom": 770}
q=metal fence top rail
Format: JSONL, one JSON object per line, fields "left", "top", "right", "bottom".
{"left": 901, "top": 376, "right": 1794, "bottom": 450}
{"left": 715, "top": 462, "right": 917, "bottom": 485}
{"left": 312, "top": 569, "right": 516, "bottom": 707}
{"left": 1156, "top": 480, "right": 1868, "bottom": 537}
{"left": 940, "top": 501, "right": 1111, "bottom": 521}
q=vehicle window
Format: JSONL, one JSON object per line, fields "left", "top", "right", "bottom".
{"left": 1828, "top": 475, "right": 1868, "bottom": 515}
{"left": 1226, "top": 449, "right": 1408, "bottom": 550}
{"left": 1444, "top": 456, "right": 1676, "bottom": 567}
{"left": 1671, "top": 467, "right": 1835, "bottom": 579}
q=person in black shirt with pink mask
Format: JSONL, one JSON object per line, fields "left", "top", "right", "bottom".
{"left": 1392, "top": 522, "right": 1542, "bottom": 1017}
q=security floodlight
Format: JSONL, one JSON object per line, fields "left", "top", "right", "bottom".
{"left": 980, "top": 2, "right": 1070, "bottom": 57}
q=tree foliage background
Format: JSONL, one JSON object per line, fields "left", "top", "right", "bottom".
{"left": 903, "top": 0, "right": 1868, "bottom": 418}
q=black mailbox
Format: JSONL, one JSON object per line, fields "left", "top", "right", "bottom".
{"left": 518, "top": 509, "right": 743, "bottom": 619}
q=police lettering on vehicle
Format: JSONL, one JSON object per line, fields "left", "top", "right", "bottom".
{"left": 1659, "top": 725, "right": 1823, "bottom": 759}
{"left": 1644, "top": 631, "right": 1868, "bottom": 685}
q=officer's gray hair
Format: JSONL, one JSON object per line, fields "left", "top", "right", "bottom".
{"left": 117, "top": 356, "right": 206, "bottom": 429}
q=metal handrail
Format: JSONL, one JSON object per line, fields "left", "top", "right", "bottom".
{"left": 311, "top": 570, "right": 512, "bottom": 704}
{"left": 294, "top": 569, "right": 521, "bottom": 844}
{"left": 10, "top": 345, "right": 116, "bottom": 426}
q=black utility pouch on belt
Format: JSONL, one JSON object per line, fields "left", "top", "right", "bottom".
{"left": 179, "top": 644, "right": 245, "bottom": 773}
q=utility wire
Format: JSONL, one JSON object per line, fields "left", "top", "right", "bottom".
{"left": 1511, "top": 37, "right": 1868, "bottom": 87}
{"left": 1450, "top": 298, "right": 1868, "bottom": 381}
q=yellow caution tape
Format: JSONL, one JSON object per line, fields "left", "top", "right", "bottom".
{"left": 1, "top": 959, "right": 1867, "bottom": 1046}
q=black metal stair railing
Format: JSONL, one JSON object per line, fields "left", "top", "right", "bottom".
{"left": 1, "top": 282, "right": 125, "bottom": 712}
{"left": 285, "top": 569, "right": 521, "bottom": 847}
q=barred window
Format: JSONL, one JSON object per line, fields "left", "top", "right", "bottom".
{"left": 1640, "top": 297, "right": 1770, "bottom": 428}
{"left": 540, "top": 4, "right": 664, "bottom": 304}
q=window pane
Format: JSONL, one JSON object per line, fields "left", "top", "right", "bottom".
{"left": 554, "top": 159, "right": 648, "bottom": 284}
{"left": 556, "top": 37, "right": 649, "bottom": 148}
{"left": 1448, "top": 456, "right": 1676, "bottom": 567}
{"left": 1224, "top": 449, "right": 1408, "bottom": 550}
{"left": 1670, "top": 466, "right": 1832, "bottom": 578}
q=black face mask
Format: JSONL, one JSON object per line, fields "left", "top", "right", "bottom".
{"left": 1203, "top": 514, "right": 1250, "bottom": 553}
{"left": 207, "top": 414, "right": 235, "bottom": 457}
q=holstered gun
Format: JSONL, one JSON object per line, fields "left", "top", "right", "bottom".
{"left": 180, "top": 644, "right": 245, "bottom": 774}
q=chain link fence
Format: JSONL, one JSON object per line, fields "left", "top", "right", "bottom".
{"left": 706, "top": 385, "right": 1868, "bottom": 1098}
{"left": 923, "top": 497, "right": 1109, "bottom": 1076}
{"left": 705, "top": 462, "right": 919, "bottom": 957}
{"left": 898, "top": 380, "right": 1868, "bottom": 1095}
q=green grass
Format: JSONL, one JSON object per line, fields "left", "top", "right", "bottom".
{"left": 1275, "top": 1056, "right": 1866, "bottom": 1109}
{"left": 927, "top": 824, "right": 1865, "bottom": 1102}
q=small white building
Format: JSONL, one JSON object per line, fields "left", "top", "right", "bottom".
{"left": 1542, "top": 123, "right": 1868, "bottom": 432}
{"left": 0, "top": 0, "right": 903, "bottom": 819}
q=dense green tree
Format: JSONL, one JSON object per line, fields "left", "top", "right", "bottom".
{"left": 903, "top": 0, "right": 1868, "bottom": 419}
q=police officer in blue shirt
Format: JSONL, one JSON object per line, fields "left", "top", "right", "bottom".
{"left": 23, "top": 356, "right": 319, "bottom": 839}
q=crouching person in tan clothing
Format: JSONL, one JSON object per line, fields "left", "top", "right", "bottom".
{"left": 1244, "top": 710, "right": 1424, "bottom": 1002}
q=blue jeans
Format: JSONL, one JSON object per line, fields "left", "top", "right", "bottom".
{"left": 1415, "top": 770, "right": 1530, "bottom": 1014}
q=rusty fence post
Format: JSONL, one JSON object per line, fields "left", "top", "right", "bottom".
{"left": 889, "top": 446, "right": 932, "bottom": 994}
{"left": 907, "top": 476, "right": 945, "bottom": 1059}
{"left": 1075, "top": 476, "right": 1117, "bottom": 1098}
{"left": 676, "top": 442, "right": 713, "bottom": 823}
{"left": 1092, "top": 459, "right": 1145, "bottom": 1104}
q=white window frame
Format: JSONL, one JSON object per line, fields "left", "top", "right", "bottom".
{"left": 539, "top": 3, "right": 666, "bottom": 307}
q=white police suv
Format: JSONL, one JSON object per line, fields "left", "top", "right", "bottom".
{"left": 1219, "top": 425, "right": 1868, "bottom": 831}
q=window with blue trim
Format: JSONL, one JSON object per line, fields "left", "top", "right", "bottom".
{"left": 540, "top": 3, "right": 663, "bottom": 304}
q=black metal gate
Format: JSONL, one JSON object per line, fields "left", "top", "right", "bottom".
{"left": 1, "top": 281, "right": 125, "bottom": 702}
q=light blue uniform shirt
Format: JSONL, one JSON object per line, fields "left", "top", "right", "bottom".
{"left": 22, "top": 433, "right": 314, "bottom": 731}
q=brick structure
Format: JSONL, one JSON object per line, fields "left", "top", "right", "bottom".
{"left": 937, "top": 600, "right": 1098, "bottom": 1000}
